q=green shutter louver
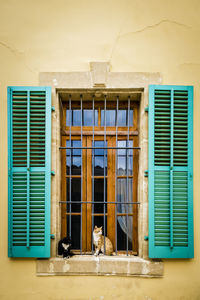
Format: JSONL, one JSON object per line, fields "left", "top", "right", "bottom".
{"left": 148, "top": 85, "right": 193, "bottom": 258}
{"left": 8, "top": 86, "right": 51, "bottom": 257}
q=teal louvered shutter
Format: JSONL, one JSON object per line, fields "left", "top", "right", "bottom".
{"left": 148, "top": 85, "right": 193, "bottom": 258}
{"left": 8, "top": 86, "right": 51, "bottom": 257}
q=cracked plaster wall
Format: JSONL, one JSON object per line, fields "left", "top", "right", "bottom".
{"left": 1, "top": 0, "right": 200, "bottom": 299}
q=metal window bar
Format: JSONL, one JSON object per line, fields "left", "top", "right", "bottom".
{"left": 115, "top": 96, "right": 119, "bottom": 255}
{"left": 60, "top": 201, "right": 140, "bottom": 204}
{"left": 69, "top": 95, "right": 72, "bottom": 239}
{"left": 80, "top": 95, "right": 83, "bottom": 254}
{"left": 126, "top": 96, "right": 130, "bottom": 255}
{"left": 92, "top": 96, "right": 95, "bottom": 254}
{"left": 60, "top": 147, "right": 140, "bottom": 150}
{"left": 103, "top": 95, "right": 106, "bottom": 254}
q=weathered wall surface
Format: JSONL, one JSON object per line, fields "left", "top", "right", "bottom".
{"left": 1, "top": 0, "right": 200, "bottom": 299}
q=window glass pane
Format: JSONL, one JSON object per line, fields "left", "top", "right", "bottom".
{"left": 66, "top": 109, "right": 81, "bottom": 126}
{"left": 67, "top": 215, "right": 80, "bottom": 249}
{"left": 118, "top": 110, "right": 126, "bottom": 126}
{"left": 73, "top": 110, "right": 81, "bottom": 126}
{"left": 67, "top": 178, "right": 81, "bottom": 212}
{"left": 117, "top": 216, "right": 133, "bottom": 251}
{"left": 66, "top": 109, "right": 71, "bottom": 126}
{"left": 66, "top": 109, "right": 98, "bottom": 126}
{"left": 117, "top": 178, "right": 133, "bottom": 251}
{"left": 117, "top": 178, "right": 133, "bottom": 213}
{"left": 94, "top": 141, "right": 107, "bottom": 156}
{"left": 94, "top": 179, "right": 107, "bottom": 213}
{"left": 101, "top": 110, "right": 116, "bottom": 126}
{"left": 129, "top": 109, "right": 133, "bottom": 126}
{"left": 118, "top": 156, "right": 126, "bottom": 175}
{"left": 83, "top": 109, "right": 98, "bottom": 126}
{"left": 66, "top": 140, "right": 81, "bottom": 175}
{"left": 72, "top": 140, "right": 81, "bottom": 156}
{"left": 117, "top": 109, "right": 134, "bottom": 126}
{"left": 93, "top": 141, "right": 107, "bottom": 176}
{"left": 117, "top": 140, "right": 133, "bottom": 175}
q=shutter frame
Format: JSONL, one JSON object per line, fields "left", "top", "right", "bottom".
{"left": 148, "top": 85, "right": 194, "bottom": 259}
{"left": 8, "top": 86, "right": 51, "bottom": 258}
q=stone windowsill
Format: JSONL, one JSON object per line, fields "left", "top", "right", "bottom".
{"left": 36, "top": 255, "right": 163, "bottom": 277}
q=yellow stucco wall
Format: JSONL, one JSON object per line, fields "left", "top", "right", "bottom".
{"left": 1, "top": 0, "right": 200, "bottom": 299}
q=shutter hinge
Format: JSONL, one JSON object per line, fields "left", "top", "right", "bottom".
{"left": 145, "top": 106, "right": 149, "bottom": 112}
{"left": 144, "top": 170, "right": 149, "bottom": 177}
{"left": 51, "top": 171, "right": 55, "bottom": 176}
{"left": 51, "top": 106, "right": 55, "bottom": 112}
{"left": 144, "top": 236, "right": 149, "bottom": 241}
{"left": 51, "top": 234, "right": 55, "bottom": 239}
{"left": 189, "top": 173, "right": 193, "bottom": 179}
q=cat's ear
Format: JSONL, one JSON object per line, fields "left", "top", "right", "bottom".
{"left": 100, "top": 226, "right": 102, "bottom": 229}
{"left": 95, "top": 225, "right": 97, "bottom": 229}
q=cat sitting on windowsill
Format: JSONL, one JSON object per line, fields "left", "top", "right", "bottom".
{"left": 93, "top": 226, "right": 115, "bottom": 256}
{"left": 58, "top": 237, "right": 74, "bottom": 259}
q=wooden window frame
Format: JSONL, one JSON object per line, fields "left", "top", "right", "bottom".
{"left": 61, "top": 98, "right": 139, "bottom": 255}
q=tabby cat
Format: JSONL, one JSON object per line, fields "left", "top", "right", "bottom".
{"left": 93, "top": 226, "right": 114, "bottom": 256}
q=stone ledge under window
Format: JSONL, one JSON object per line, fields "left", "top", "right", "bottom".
{"left": 36, "top": 256, "right": 163, "bottom": 277}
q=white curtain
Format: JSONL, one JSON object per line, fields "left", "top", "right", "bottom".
{"left": 117, "top": 178, "right": 133, "bottom": 242}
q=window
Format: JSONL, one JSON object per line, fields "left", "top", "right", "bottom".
{"left": 7, "top": 84, "right": 194, "bottom": 262}
{"left": 60, "top": 95, "right": 139, "bottom": 254}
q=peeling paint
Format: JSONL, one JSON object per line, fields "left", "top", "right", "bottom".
{"left": 49, "top": 262, "right": 54, "bottom": 273}
{"left": 63, "top": 262, "right": 70, "bottom": 272}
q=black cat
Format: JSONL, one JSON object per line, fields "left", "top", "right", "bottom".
{"left": 58, "top": 237, "right": 74, "bottom": 258}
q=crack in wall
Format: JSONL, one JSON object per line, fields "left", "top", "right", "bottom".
{"left": 179, "top": 62, "right": 200, "bottom": 67}
{"left": 119, "top": 19, "right": 193, "bottom": 38}
{"left": 109, "top": 19, "right": 194, "bottom": 61}
{"left": 0, "top": 41, "right": 36, "bottom": 75}
{"left": 0, "top": 41, "right": 23, "bottom": 56}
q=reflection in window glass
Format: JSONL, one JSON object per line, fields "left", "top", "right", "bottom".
{"left": 118, "top": 109, "right": 133, "bottom": 126}
{"left": 117, "top": 140, "right": 133, "bottom": 175}
{"left": 83, "top": 109, "right": 98, "bottom": 126}
{"left": 66, "top": 109, "right": 81, "bottom": 126}
{"left": 101, "top": 110, "right": 116, "bottom": 126}
{"left": 66, "top": 140, "right": 81, "bottom": 175}
{"left": 101, "top": 109, "right": 134, "bottom": 126}
{"left": 93, "top": 141, "right": 107, "bottom": 176}
{"left": 66, "top": 109, "right": 98, "bottom": 126}
{"left": 117, "top": 178, "right": 133, "bottom": 210}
